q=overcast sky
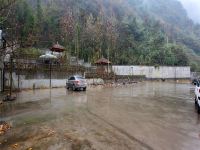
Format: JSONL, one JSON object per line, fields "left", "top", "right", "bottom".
{"left": 178, "top": 0, "right": 200, "bottom": 24}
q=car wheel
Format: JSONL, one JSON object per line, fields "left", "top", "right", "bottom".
{"left": 195, "top": 96, "right": 198, "bottom": 105}
{"left": 83, "top": 87, "right": 86, "bottom": 91}
{"left": 198, "top": 104, "right": 200, "bottom": 114}
{"left": 72, "top": 85, "right": 76, "bottom": 91}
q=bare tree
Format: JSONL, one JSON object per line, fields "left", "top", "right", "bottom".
{"left": 60, "top": 7, "right": 75, "bottom": 56}
{"left": 0, "top": 0, "right": 17, "bottom": 20}
{"left": 0, "top": 0, "right": 18, "bottom": 60}
{"left": 106, "top": 10, "right": 119, "bottom": 62}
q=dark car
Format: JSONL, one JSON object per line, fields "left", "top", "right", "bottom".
{"left": 192, "top": 78, "right": 199, "bottom": 86}
{"left": 66, "top": 75, "right": 87, "bottom": 91}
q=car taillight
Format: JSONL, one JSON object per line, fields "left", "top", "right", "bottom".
{"left": 75, "top": 81, "right": 80, "bottom": 84}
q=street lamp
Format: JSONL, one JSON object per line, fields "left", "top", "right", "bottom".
{"left": 39, "top": 53, "right": 57, "bottom": 88}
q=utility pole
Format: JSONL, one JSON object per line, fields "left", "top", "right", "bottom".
{"left": 0, "top": 29, "right": 3, "bottom": 92}
{"left": 76, "top": 23, "right": 79, "bottom": 74}
{"left": 0, "top": 28, "right": 6, "bottom": 92}
{"left": 0, "top": 29, "right": 2, "bottom": 47}
{"left": 9, "top": 24, "right": 14, "bottom": 97}
{"left": 9, "top": 56, "right": 13, "bottom": 96}
{"left": 2, "top": 32, "right": 6, "bottom": 93}
{"left": 108, "top": 47, "right": 109, "bottom": 75}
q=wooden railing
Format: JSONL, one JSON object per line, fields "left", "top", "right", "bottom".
{"left": 4, "top": 62, "right": 85, "bottom": 73}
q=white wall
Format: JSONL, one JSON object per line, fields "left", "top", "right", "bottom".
{"left": 4, "top": 66, "right": 191, "bottom": 90}
{"left": 20, "top": 79, "right": 65, "bottom": 89}
{"left": 7, "top": 72, "right": 104, "bottom": 90}
{"left": 18, "top": 79, "right": 104, "bottom": 89}
{"left": 112, "top": 66, "right": 191, "bottom": 79}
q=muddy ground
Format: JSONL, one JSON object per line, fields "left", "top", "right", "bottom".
{"left": 0, "top": 82, "right": 200, "bottom": 150}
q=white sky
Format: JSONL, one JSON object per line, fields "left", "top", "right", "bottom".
{"left": 178, "top": 0, "right": 200, "bottom": 23}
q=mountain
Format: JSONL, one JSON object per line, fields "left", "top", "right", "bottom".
{"left": 138, "top": 0, "right": 200, "bottom": 69}
{"left": 178, "top": 0, "right": 200, "bottom": 24}
{"left": 2, "top": 0, "right": 200, "bottom": 70}
{"left": 126, "top": 0, "right": 200, "bottom": 69}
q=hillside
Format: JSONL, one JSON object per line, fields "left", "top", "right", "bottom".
{"left": 2, "top": 0, "right": 200, "bottom": 69}
{"left": 127, "top": 0, "right": 200, "bottom": 69}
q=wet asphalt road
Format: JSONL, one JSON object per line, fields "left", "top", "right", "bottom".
{"left": 0, "top": 82, "right": 200, "bottom": 150}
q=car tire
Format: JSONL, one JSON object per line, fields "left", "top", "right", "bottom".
{"left": 83, "top": 87, "right": 86, "bottom": 91}
{"left": 195, "top": 96, "right": 198, "bottom": 105}
{"left": 72, "top": 85, "right": 76, "bottom": 91}
{"left": 197, "top": 104, "right": 200, "bottom": 114}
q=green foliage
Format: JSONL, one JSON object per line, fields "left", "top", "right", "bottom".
{"left": 16, "top": 48, "right": 42, "bottom": 58}
{"left": 3, "top": 0, "right": 199, "bottom": 67}
{"left": 190, "top": 62, "right": 198, "bottom": 72}
{"left": 15, "top": 0, "right": 35, "bottom": 46}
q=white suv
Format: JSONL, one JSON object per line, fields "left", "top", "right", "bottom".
{"left": 194, "top": 81, "right": 200, "bottom": 113}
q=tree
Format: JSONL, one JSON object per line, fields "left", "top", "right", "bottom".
{"left": 106, "top": 11, "right": 119, "bottom": 62}
{"left": 60, "top": 7, "right": 75, "bottom": 53}
{"left": 1, "top": 0, "right": 193, "bottom": 67}
{"left": 0, "top": 0, "right": 17, "bottom": 30}
{"left": 15, "top": 0, "right": 35, "bottom": 46}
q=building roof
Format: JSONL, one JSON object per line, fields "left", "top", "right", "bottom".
{"left": 50, "top": 42, "right": 65, "bottom": 52}
{"left": 95, "top": 57, "right": 111, "bottom": 65}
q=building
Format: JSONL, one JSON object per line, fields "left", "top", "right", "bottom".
{"left": 95, "top": 57, "right": 112, "bottom": 74}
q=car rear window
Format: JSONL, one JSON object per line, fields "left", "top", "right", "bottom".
{"left": 76, "top": 77, "right": 84, "bottom": 80}
{"left": 69, "top": 77, "right": 75, "bottom": 80}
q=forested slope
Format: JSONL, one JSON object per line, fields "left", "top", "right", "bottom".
{"left": 1, "top": 0, "right": 200, "bottom": 69}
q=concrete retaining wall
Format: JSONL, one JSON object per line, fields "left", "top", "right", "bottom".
{"left": 17, "top": 78, "right": 104, "bottom": 89}
{"left": 191, "top": 72, "right": 200, "bottom": 80}
{"left": 3, "top": 66, "right": 191, "bottom": 90}
{"left": 7, "top": 72, "right": 104, "bottom": 90}
{"left": 112, "top": 66, "right": 191, "bottom": 79}
{"left": 20, "top": 79, "right": 65, "bottom": 89}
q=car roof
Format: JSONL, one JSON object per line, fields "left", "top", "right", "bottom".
{"left": 69, "top": 75, "right": 84, "bottom": 78}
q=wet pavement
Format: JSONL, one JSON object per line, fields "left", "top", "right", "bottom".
{"left": 0, "top": 82, "right": 200, "bottom": 150}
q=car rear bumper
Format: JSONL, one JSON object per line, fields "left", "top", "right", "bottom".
{"left": 75, "top": 84, "right": 87, "bottom": 88}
